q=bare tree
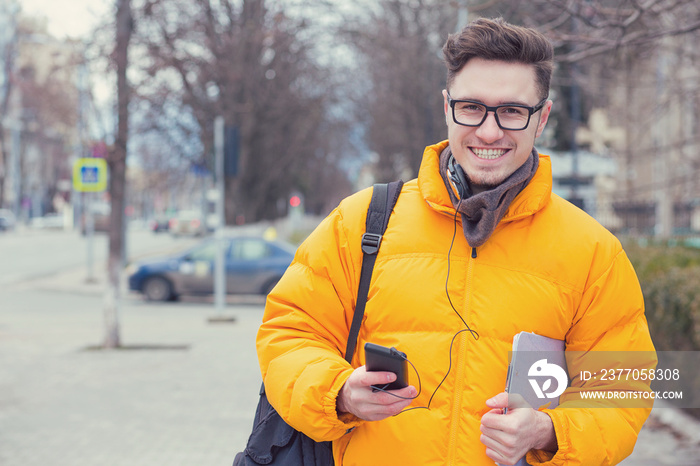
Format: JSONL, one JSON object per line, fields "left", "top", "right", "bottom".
{"left": 327, "top": 0, "right": 511, "bottom": 182}
{"left": 103, "top": 0, "right": 133, "bottom": 349}
{"left": 0, "top": 1, "right": 19, "bottom": 207}
{"left": 128, "top": 0, "right": 353, "bottom": 223}
{"left": 105, "top": 0, "right": 699, "bottom": 233}
{"left": 339, "top": 0, "right": 455, "bottom": 181}
{"left": 0, "top": 0, "right": 20, "bottom": 208}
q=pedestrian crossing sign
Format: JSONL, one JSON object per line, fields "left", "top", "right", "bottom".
{"left": 73, "top": 158, "right": 108, "bottom": 192}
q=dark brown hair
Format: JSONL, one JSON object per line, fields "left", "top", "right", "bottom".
{"left": 443, "top": 17, "right": 554, "bottom": 100}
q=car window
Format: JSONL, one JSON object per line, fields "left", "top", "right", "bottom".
{"left": 187, "top": 242, "right": 218, "bottom": 261}
{"left": 230, "top": 238, "right": 269, "bottom": 260}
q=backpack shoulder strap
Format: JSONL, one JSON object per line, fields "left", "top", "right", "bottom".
{"left": 344, "top": 180, "right": 403, "bottom": 362}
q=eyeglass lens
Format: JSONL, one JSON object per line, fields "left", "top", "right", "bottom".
{"left": 453, "top": 102, "right": 531, "bottom": 130}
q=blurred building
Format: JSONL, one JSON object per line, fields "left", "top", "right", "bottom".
{"left": 0, "top": 10, "right": 84, "bottom": 224}
{"left": 547, "top": 149, "right": 619, "bottom": 230}
{"left": 580, "top": 34, "right": 700, "bottom": 237}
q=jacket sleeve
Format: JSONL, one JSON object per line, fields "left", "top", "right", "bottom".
{"left": 256, "top": 192, "right": 371, "bottom": 442}
{"left": 528, "top": 247, "right": 656, "bottom": 466}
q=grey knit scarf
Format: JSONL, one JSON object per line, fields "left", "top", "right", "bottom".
{"left": 439, "top": 146, "right": 539, "bottom": 248}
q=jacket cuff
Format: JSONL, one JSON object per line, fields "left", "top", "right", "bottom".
{"left": 320, "top": 368, "right": 363, "bottom": 439}
{"left": 525, "top": 410, "right": 570, "bottom": 465}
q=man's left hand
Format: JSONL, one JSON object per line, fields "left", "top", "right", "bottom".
{"left": 479, "top": 392, "right": 557, "bottom": 465}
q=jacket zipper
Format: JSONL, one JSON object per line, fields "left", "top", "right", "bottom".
{"left": 447, "top": 246, "right": 477, "bottom": 464}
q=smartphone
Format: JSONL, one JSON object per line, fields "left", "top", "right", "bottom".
{"left": 364, "top": 342, "right": 408, "bottom": 391}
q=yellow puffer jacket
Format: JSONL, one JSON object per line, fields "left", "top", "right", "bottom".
{"left": 257, "top": 140, "right": 655, "bottom": 465}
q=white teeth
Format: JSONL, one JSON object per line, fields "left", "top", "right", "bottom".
{"left": 472, "top": 148, "right": 506, "bottom": 159}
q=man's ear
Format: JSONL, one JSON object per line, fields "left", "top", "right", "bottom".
{"left": 442, "top": 89, "right": 450, "bottom": 125}
{"left": 535, "top": 100, "right": 553, "bottom": 138}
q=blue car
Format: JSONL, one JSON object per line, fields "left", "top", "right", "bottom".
{"left": 127, "top": 235, "right": 296, "bottom": 301}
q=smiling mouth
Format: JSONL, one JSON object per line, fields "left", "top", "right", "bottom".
{"left": 471, "top": 148, "right": 507, "bottom": 160}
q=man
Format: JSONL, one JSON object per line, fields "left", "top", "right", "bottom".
{"left": 257, "top": 17, "right": 654, "bottom": 465}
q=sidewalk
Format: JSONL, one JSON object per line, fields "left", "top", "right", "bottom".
{"left": 626, "top": 403, "right": 700, "bottom": 465}
{"left": 0, "top": 280, "right": 263, "bottom": 465}
{"left": 2, "top": 264, "right": 699, "bottom": 465}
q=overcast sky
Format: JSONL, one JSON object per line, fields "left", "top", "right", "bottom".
{"left": 20, "top": 0, "right": 110, "bottom": 40}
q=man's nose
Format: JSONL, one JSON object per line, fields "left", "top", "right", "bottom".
{"left": 475, "top": 111, "right": 504, "bottom": 143}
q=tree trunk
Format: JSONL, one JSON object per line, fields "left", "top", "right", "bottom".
{"left": 104, "top": 0, "right": 132, "bottom": 349}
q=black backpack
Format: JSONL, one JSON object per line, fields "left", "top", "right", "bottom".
{"left": 233, "top": 181, "right": 403, "bottom": 466}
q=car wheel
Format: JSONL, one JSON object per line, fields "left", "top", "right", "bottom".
{"left": 143, "top": 276, "right": 174, "bottom": 301}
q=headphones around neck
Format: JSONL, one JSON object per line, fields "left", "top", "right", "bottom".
{"left": 447, "top": 155, "right": 469, "bottom": 200}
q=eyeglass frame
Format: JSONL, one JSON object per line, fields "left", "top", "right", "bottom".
{"left": 446, "top": 93, "right": 548, "bottom": 131}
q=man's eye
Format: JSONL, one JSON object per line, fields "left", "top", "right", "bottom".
{"left": 500, "top": 107, "right": 527, "bottom": 116}
{"left": 458, "top": 103, "right": 483, "bottom": 112}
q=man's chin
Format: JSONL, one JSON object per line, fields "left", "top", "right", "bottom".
{"left": 466, "top": 176, "right": 502, "bottom": 195}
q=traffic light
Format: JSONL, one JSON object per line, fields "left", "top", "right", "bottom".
{"left": 289, "top": 195, "right": 301, "bottom": 208}
{"left": 224, "top": 125, "right": 240, "bottom": 177}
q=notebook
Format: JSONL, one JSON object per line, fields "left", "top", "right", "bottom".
{"left": 502, "top": 332, "right": 566, "bottom": 466}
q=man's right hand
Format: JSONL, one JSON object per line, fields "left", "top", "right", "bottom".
{"left": 336, "top": 365, "right": 417, "bottom": 421}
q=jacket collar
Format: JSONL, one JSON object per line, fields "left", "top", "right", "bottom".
{"left": 418, "top": 140, "right": 552, "bottom": 222}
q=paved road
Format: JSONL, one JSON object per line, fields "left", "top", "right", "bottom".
{"left": 1, "top": 257, "right": 699, "bottom": 464}
{"left": 0, "top": 226, "right": 199, "bottom": 286}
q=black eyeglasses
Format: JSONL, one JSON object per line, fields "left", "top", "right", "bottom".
{"left": 447, "top": 93, "right": 548, "bottom": 131}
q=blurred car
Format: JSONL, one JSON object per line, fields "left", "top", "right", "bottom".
{"left": 169, "top": 210, "right": 206, "bottom": 237}
{"left": 127, "top": 235, "right": 296, "bottom": 301}
{"left": 0, "top": 209, "right": 16, "bottom": 232}
{"left": 150, "top": 216, "right": 170, "bottom": 233}
{"left": 30, "top": 213, "right": 67, "bottom": 230}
